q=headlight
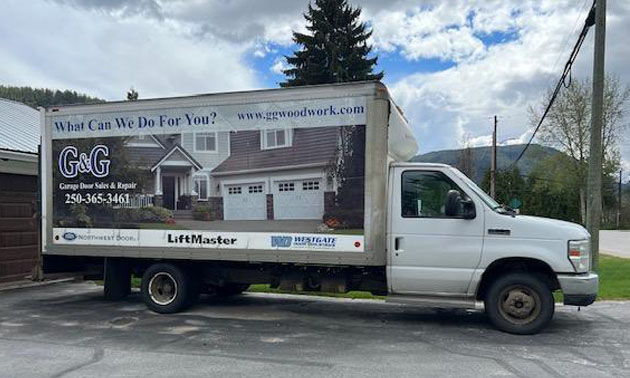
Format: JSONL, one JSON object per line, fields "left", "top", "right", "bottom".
{"left": 568, "top": 239, "right": 591, "bottom": 273}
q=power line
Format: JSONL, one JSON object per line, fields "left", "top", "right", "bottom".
{"left": 550, "top": 0, "right": 591, "bottom": 78}
{"left": 509, "top": 1, "right": 596, "bottom": 168}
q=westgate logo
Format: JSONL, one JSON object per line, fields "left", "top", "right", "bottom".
{"left": 271, "top": 236, "right": 293, "bottom": 248}
{"left": 293, "top": 236, "right": 337, "bottom": 248}
{"left": 271, "top": 235, "right": 337, "bottom": 249}
{"left": 58, "top": 145, "right": 111, "bottom": 179}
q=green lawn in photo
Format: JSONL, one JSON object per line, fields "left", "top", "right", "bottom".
{"left": 598, "top": 254, "right": 630, "bottom": 300}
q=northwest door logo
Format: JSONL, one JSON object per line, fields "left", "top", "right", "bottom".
{"left": 62, "top": 232, "right": 77, "bottom": 241}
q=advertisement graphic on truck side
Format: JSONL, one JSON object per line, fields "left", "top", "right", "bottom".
{"left": 50, "top": 97, "right": 368, "bottom": 252}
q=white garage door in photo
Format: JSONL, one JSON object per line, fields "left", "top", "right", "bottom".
{"left": 274, "top": 179, "right": 324, "bottom": 220}
{"left": 223, "top": 183, "right": 266, "bottom": 220}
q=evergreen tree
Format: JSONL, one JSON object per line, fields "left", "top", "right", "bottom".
{"left": 281, "top": 0, "right": 383, "bottom": 87}
{"left": 0, "top": 85, "right": 104, "bottom": 108}
{"left": 126, "top": 87, "right": 139, "bottom": 101}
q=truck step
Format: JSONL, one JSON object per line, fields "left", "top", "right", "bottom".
{"left": 386, "top": 294, "right": 482, "bottom": 310}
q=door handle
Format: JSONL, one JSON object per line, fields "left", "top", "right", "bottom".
{"left": 394, "top": 237, "right": 403, "bottom": 253}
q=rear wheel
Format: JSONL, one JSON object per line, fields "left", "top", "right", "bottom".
{"left": 141, "top": 263, "right": 193, "bottom": 313}
{"left": 485, "top": 273, "right": 554, "bottom": 335}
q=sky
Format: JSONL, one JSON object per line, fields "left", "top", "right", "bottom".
{"left": 1, "top": 0, "right": 629, "bottom": 178}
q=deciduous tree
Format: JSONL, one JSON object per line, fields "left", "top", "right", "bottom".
{"left": 530, "top": 76, "right": 630, "bottom": 222}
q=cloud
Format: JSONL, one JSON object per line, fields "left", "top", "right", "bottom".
{"left": 368, "top": 4, "right": 479, "bottom": 62}
{"left": 467, "top": 130, "right": 532, "bottom": 148}
{"left": 51, "top": 0, "right": 164, "bottom": 20}
{"left": 388, "top": 0, "right": 630, "bottom": 165}
{"left": 0, "top": 0, "right": 257, "bottom": 99}
{"left": 2, "top": 0, "right": 630, "bottom": 174}
{"left": 467, "top": 134, "right": 492, "bottom": 148}
{"left": 158, "top": 0, "right": 309, "bottom": 45}
{"left": 270, "top": 57, "right": 288, "bottom": 75}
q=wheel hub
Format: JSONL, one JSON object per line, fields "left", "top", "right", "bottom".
{"left": 148, "top": 272, "right": 178, "bottom": 306}
{"left": 503, "top": 291, "right": 535, "bottom": 318}
{"left": 498, "top": 285, "right": 541, "bottom": 325}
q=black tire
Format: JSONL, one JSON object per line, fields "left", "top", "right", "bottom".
{"left": 141, "top": 263, "right": 192, "bottom": 314}
{"left": 484, "top": 273, "right": 555, "bottom": 335}
{"left": 103, "top": 258, "right": 131, "bottom": 300}
{"left": 214, "top": 284, "right": 250, "bottom": 297}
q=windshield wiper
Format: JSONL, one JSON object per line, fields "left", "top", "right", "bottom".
{"left": 493, "top": 204, "right": 517, "bottom": 215}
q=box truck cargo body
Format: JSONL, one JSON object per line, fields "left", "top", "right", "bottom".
{"left": 42, "top": 82, "right": 414, "bottom": 265}
{"left": 41, "top": 82, "right": 599, "bottom": 334}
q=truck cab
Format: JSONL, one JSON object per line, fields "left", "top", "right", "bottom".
{"left": 387, "top": 162, "right": 599, "bottom": 334}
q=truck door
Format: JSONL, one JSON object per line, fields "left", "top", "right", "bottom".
{"left": 388, "top": 168, "right": 484, "bottom": 295}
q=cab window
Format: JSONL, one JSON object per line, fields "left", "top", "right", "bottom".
{"left": 401, "top": 171, "right": 465, "bottom": 218}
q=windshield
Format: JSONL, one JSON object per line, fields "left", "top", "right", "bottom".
{"left": 449, "top": 167, "right": 505, "bottom": 212}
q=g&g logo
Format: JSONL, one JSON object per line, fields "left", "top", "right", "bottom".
{"left": 58, "top": 145, "right": 111, "bottom": 178}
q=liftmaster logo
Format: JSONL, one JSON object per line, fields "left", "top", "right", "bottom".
{"left": 167, "top": 234, "right": 238, "bottom": 246}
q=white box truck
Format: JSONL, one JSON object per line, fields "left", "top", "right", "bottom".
{"left": 41, "top": 82, "right": 598, "bottom": 334}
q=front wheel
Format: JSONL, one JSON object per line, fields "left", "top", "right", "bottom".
{"left": 485, "top": 273, "right": 555, "bottom": 335}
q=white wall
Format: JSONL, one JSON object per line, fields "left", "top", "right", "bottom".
{"left": 181, "top": 131, "right": 230, "bottom": 171}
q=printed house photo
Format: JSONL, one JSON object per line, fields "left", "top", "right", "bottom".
{"left": 53, "top": 125, "right": 366, "bottom": 234}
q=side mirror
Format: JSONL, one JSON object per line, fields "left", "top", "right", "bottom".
{"left": 462, "top": 198, "right": 476, "bottom": 219}
{"left": 445, "top": 190, "right": 463, "bottom": 217}
{"left": 445, "top": 190, "right": 476, "bottom": 219}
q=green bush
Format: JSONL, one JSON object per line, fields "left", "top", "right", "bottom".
{"left": 193, "top": 205, "right": 212, "bottom": 221}
{"left": 142, "top": 206, "right": 173, "bottom": 222}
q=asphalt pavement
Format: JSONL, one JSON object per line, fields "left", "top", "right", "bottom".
{"left": 0, "top": 281, "right": 628, "bottom": 378}
{"left": 600, "top": 230, "right": 630, "bottom": 258}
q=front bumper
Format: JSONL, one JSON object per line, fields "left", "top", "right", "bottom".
{"left": 557, "top": 272, "right": 599, "bottom": 306}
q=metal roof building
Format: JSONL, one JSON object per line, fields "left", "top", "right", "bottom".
{"left": 0, "top": 98, "right": 40, "bottom": 283}
{"left": 0, "top": 98, "right": 39, "bottom": 175}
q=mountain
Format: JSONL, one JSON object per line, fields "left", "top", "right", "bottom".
{"left": 411, "top": 144, "right": 562, "bottom": 184}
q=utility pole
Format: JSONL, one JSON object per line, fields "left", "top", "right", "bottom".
{"left": 618, "top": 170, "right": 622, "bottom": 229}
{"left": 491, "top": 115, "right": 497, "bottom": 199}
{"left": 586, "top": 0, "right": 606, "bottom": 272}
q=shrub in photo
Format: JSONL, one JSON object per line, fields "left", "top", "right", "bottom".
{"left": 193, "top": 205, "right": 212, "bottom": 221}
